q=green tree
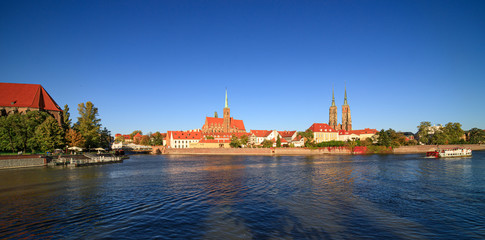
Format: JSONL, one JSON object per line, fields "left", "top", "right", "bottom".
{"left": 114, "top": 135, "right": 124, "bottom": 143}
{"left": 430, "top": 130, "right": 447, "bottom": 145}
{"left": 361, "top": 138, "right": 374, "bottom": 147}
{"left": 298, "top": 129, "right": 314, "bottom": 140}
{"left": 261, "top": 139, "right": 273, "bottom": 148}
{"left": 0, "top": 112, "right": 66, "bottom": 153}
{"left": 230, "top": 135, "right": 241, "bottom": 148}
{"left": 99, "top": 127, "right": 112, "bottom": 149}
{"left": 377, "top": 129, "right": 391, "bottom": 147}
{"left": 239, "top": 135, "right": 249, "bottom": 146}
{"left": 317, "top": 140, "right": 345, "bottom": 147}
{"left": 345, "top": 139, "right": 357, "bottom": 150}
{"left": 276, "top": 135, "right": 281, "bottom": 147}
{"left": 62, "top": 104, "right": 72, "bottom": 130}
{"left": 140, "top": 135, "right": 150, "bottom": 146}
{"left": 386, "top": 129, "right": 406, "bottom": 147}
{"left": 0, "top": 115, "right": 19, "bottom": 152}
{"left": 442, "top": 122, "right": 464, "bottom": 144}
{"left": 150, "top": 132, "right": 165, "bottom": 145}
{"left": 75, "top": 101, "right": 101, "bottom": 149}
{"left": 468, "top": 128, "right": 485, "bottom": 144}
{"left": 25, "top": 111, "right": 51, "bottom": 152}
{"left": 406, "top": 139, "right": 418, "bottom": 146}
{"left": 34, "top": 117, "right": 65, "bottom": 152}
{"left": 4, "top": 111, "right": 51, "bottom": 153}
{"left": 417, "top": 121, "right": 432, "bottom": 144}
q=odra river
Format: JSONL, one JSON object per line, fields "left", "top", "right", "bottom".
{"left": 1, "top": 152, "right": 484, "bottom": 239}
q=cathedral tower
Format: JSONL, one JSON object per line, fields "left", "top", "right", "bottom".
{"left": 341, "top": 88, "right": 352, "bottom": 131}
{"left": 223, "top": 89, "right": 231, "bottom": 132}
{"left": 329, "top": 88, "right": 338, "bottom": 130}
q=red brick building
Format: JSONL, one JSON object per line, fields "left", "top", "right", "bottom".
{"left": 0, "top": 83, "right": 63, "bottom": 124}
{"left": 201, "top": 90, "right": 246, "bottom": 133}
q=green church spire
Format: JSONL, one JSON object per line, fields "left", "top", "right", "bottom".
{"left": 225, "top": 89, "right": 228, "bottom": 108}
{"left": 343, "top": 87, "right": 348, "bottom": 106}
{"left": 331, "top": 87, "right": 336, "bottom": 107}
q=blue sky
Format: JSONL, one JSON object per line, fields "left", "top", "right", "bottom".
{"left": 1, "top": 0, "right": 484, "bottom": 134}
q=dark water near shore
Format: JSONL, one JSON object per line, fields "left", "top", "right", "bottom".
{"left": 1, "top": 152, "right": 484, "bottom": 239}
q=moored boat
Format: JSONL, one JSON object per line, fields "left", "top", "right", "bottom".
{"left": 426, "top": 147, "right": 472, "bottom": 158}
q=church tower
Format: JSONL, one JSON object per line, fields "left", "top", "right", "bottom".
{"left": 223, "top": 89, "right": 231, "bottom": 132}
{"left": 329, "top": 88, "right": 338, "bottom": 130}
{"left": 341, "top": 88, "right": 352, "bottom": 131}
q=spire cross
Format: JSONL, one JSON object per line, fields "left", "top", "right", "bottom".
{"left": 331, "top": 86, "right": 336, "bottom": 107}
{"left": 225, "top": 88, "right": 228, "bottom": 108}
{"left": 344, "top": 86, "right": 348, "bottom": 105}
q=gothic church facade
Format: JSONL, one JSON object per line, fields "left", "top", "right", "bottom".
{"left": 201, "top": 90, "right": 246, "bottom": 133}
{"left": 329, "top": 88, "right": 352, "bottom": 131}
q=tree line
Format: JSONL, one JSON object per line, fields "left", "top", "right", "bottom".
{"left": 294, "top": 121, "right": 485, "bottom": 150}
{"left": 114, "top": 130, "right": 165, "bottom": 146}
{"left": 0, "top": 101, "right": 110, "bottom": 153}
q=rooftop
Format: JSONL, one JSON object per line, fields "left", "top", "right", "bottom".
{"left": 0, "top": 83, "right": 62, "bottom": 112}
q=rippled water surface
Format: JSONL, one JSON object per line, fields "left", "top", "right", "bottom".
{"left": 1, "top": 152, "right": 485, "bottom": 239}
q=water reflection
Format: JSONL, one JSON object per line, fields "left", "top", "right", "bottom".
{"left": 0, "top": 152, "right": 484, "bottom": 239}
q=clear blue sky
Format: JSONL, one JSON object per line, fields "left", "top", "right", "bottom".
{"left": 1, "top": 0, "right": 484, "bottom": 134}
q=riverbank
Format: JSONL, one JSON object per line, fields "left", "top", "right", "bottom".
{"left": 160, "top": 147, "right": 350, "bottom": 155}
{"left": 0, "top": 153, "right": 126, "bottom": 169}
{"left": 393, "top": 144, "right": 485, "bottom": 154}
{"left": 155, "top": 144, "right": 485, "bottom": 156}
{"left": 0, "top": 155, "right": 46, "bottom": 169}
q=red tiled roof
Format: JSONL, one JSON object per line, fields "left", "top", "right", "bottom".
{"left": 168, "top": 131, "right": 203, "bottom": 140}
{"left": 250, "top": 130, "right": 273, "bottom": 137}
{"left": 308, "top": 123, "right": 337, "bottom": 132}
{"left": 338, "top": 130, "right": 351, "bottom": 135}
{"left": 338, "top": 128, "right": 378, "bottom": 135}
{"left": 134, "top": 133, "right": 143, "bottom": 138}
{"left": 204, "top": 117, "right": 246, "bottom": 131}
{"left": 123, "top": 135, "right": 131, "bottom": 140}
{"left": 151, "top": 132, "right": 167, "bottom": 137}
{"left": 199, "top": 139, "right": 230, "bottom": 143}
{"left": 272, "top": 138, "right": 288, "bottom": 143}
{"left": 0, "top": 83, "right": 62, "bottom": 111}
{"left": 350, "top": 128, "right": 378, "bottom": 135}
{"left": 232, "top": 119, "right": 245, "bottom": 131}
{"left": 115, "top": 134, "right": 122, "bottom": 137}
{"left": 278, "top": 131, "right": 296, "bottom": 138}
{"left": 203, "top": 132, "right": 251, "bottom": 137}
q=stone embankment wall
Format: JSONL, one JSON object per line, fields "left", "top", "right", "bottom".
{"left": 153, "top": 144, "right": 485, "bottom": 155}
{"left": 0, "top": 155, "right": 46, "bottom": 169}
{"left": 393, "top": 144, "right": 485, "bottom": 154}
{"left": 158, "top": 147, "right": 352, "bottom": 155}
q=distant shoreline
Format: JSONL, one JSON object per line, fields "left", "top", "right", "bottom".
{"left": 157, "top": 144, "right": 485, "bottom": 156}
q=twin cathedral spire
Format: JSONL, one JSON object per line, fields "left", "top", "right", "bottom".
{"left": 329, "top": 87, "right": 352, "bottom": 131}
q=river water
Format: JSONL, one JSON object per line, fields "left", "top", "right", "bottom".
{"left": 1, "top": 152, "right": 484, "bottom": 239}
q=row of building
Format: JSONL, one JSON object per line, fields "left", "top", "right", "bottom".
{"left": 115, "top": 89, "right": 378, "bottom": 149}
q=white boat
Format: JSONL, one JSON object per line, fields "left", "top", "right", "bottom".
{"left": 426, "top": 148, "right": 472, "bottom": 158}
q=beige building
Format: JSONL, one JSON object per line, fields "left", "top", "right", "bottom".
{"left": 338, "top": 128, "right": 378, "bottom": 141}
{"left": 308, "top": 123, "right": 339, "bottom": 143}
{"left": 190, "top": 139, "right": 230, "bottom": 148}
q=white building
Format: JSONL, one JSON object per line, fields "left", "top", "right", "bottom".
{"left": 167, "top": 131, "right": 202, "bottom": 148}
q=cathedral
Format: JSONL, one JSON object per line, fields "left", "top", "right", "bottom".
{"left": 201, "top": 90, "right": 246, "bottom": 133}
{"left": 329, "top": 88, "right": 352, "bottom": 131}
